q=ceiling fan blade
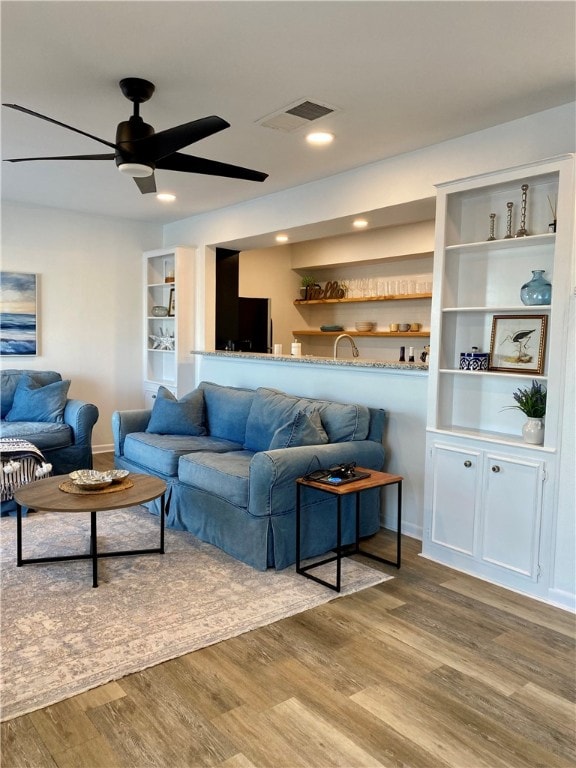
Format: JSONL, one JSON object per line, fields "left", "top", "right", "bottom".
{"left": 135, "top": 116, "right": 230, "bottom": 161}
{"left": 2, "top": 104, "right": 118, "bottom": 150}
{"left": 157, "top": 152, "right": 268, "bottom": 182}
{"left": 4, "top": 153, "right": 115, "bottom": 163}
{"left": 134, "top": 174, "right": 157, "bottom": 194}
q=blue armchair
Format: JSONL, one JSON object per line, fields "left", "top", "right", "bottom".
{"left": 0, "top": 369, "right": 99, "bottom": 475}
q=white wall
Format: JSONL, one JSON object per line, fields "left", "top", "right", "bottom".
{"left": 1, "top": 202, "right": 162, "bottom": 449}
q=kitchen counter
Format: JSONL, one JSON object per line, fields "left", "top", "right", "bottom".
{"left": 190, "top": 350, "right": 429, "bottom": 374}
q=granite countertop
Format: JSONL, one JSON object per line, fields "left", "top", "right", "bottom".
{"left": 190, "top": 350, "right": 429, "bottom": 372}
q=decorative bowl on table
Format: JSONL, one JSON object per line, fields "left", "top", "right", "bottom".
{"left": 69, "top": 470, "right": 113, "bottom": 490}
{"left": 355, "top": 322, "right": 375, "bottom": 332}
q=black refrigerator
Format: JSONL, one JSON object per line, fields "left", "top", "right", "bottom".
{"left": 215, "top": 249, "right": 271, "bottom": 352}
{"left": 216, "top": 295, "right": 271, "bottom": 352}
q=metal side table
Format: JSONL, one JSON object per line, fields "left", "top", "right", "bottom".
{"left": 296, "top": 468, "right": 402, "bottom": 592}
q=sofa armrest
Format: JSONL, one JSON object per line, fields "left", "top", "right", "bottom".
{"left": 112, "top": 409, "right": 152, "bottom": 456}
{"left": 248, "top": 440, "right": 385, "bottom": 517}
{"left": 63, "top": 400, "right": 99, "bottom": 446}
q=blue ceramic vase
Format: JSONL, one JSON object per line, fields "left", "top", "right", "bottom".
{"left": 520, "top": 270, "right": 551, "bottom": 306}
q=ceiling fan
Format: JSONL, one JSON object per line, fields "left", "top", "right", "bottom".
{"left": 2, "top": 77, "right": 268, "bottom": 194}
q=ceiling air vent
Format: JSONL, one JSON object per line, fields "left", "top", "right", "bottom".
{"left": 258, "top": 99, "right": 339, "bottom": 132}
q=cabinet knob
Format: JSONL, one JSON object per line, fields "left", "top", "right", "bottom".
{"left": 491, "top": 465, "right": 501, "bottom": 473}
{"left": 464, "top": 460, "right": 472, "bottom": 468}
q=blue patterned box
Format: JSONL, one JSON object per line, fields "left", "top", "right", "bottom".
{"left": 459, "top": 352, "right": 489, "bottom": 371}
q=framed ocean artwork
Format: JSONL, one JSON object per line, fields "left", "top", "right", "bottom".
{"left": 0, "top": 272, "right": 38, "bottom": 356}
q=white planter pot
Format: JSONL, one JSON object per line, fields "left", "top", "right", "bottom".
{"left": 522, "top": 417, "right": 544, "bottom": 445}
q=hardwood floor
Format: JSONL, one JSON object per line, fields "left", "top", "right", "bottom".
{"left": 1, "top": 455, "right": 574, "bottom": 767}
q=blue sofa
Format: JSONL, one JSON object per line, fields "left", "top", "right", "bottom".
{"left": 112, "top": 381, "right": 386, "bottom": 570}
{"left": 0, "top": 369, "right": 99, "bottom": 475}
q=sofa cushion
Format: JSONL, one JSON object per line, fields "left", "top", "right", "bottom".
{"left": 5, "top": 375, "right": 70, "bottom": 424}
{"left": 0, "top": 370, "right": 62, "bottom": 419}
{"left": 124, "top": 432, "right": 243, "bottom": 476}
{"left": 199, "top": 381, "right": 255, "bottom": 444}
{"left": 244, "top": 388, "right": 370, "bottom": 452}
{"left": 146, "top": 386, "right": 206, "bottom": 436}
{"left": 0, "top": 421, "right": 73, "bottom": 451}
{"left": 178, "top": 450, "right": 253, "bottom": 508}
{"left": 269, "top": 409, "right": 329, "bottom": 450}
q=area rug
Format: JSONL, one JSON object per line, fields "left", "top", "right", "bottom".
{"left": 0, "top": 506, "right": 390, "bottom": 721}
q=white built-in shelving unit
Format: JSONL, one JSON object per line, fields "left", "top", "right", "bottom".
{"left": 422, "top": 154, "right": 575, "bottom": 606}
{"left": 143, "top": 247, "right": 195, "bottom": 407}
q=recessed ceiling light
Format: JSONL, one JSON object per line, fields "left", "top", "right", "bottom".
{"left": 306, "top": 131, "right": 334, "bottom": 146}
{"left": 353, "top": 218, "right": 368, "bottom": 228}
{"left": 275, "top": 234, "right": 289, "bottom": 243}
{"left": 156, "top": 193, "right": 176, "bottom": 202}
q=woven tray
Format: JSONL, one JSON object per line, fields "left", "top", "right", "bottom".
{"left": 59, "top": 478, "right": 134, "bottom": 495}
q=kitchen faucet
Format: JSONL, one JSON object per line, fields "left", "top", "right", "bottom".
{"left": 333, "top": 333, "right": 360, "bottom": 360}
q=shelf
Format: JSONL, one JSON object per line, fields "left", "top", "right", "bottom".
{"left": 439, "top": 368, "right": 547, "bottom": 381}
{"left": 294, "top": 330, "right": 430, "bottom": 338}
{"left": 445, "top": 232, "right": 555, "bottom": 253}
{"left": 442, "top": 305, "right": 551, "bottom": 313}
{"left": 429, "top": 426, "right": 554, "bottom": 452}
{"left": 294, "top": 293, "right": 431, "bottom": 305}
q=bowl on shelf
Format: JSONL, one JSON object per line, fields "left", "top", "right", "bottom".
{"left": 355, "top": 322, "right": 375, "bottom": 332}
{"left": 151, "top": 306, "right": 169, "bottom": 317}
{"left": 69, "top": 470, "right": 113, "bottom": 491}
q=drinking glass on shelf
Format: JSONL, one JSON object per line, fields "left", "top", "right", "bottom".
{"left": 339, "top": 279, "right": 350, "bottom": 297}
{"left": 408, "top": 280, "right": 416, "bottom": 294}
{"left": 399, "top": 280, "right": 408, "bottom": 295}
{"left": 377, "top": 278, "right": 387, "bottom": 296}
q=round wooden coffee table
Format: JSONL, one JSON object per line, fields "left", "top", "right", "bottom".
{"left": 13, "top": 473, "right": 167, "bottom": 587}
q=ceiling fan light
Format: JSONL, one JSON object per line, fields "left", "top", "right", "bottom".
{"left": 118, "top": 162, "right": 154, "bottom": 178}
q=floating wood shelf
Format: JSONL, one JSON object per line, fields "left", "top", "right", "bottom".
{"left": 294, "top": 293, "right": 432, "bottom": 305}
{"left": 292, "top": 330, "right": 430, "bottom": 338}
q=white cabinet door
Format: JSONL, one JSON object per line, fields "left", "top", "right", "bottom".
{"left": 481, "top": 453, "right": 544, "bottom": 580}
{"left": 431, "top": 444, "right": 481, "bottom": 555}
{"left": 143, "top": 384, "right": 176, "bottom": 409}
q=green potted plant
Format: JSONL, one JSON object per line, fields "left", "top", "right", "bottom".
{"left": 504, "top": 379, "right": 546, "bottom": 444}
{"left": 300, "top": 275, "right": 317, "bottom": 300}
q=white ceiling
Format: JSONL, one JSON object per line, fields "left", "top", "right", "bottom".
{"left": 2, "top": 1, "right": 575, "bottom": 226}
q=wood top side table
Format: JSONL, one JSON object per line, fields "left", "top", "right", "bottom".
{"left": 14, "top": 473, "right": 167, "bottom": 587}
{"left": 296, "top": 468, "right": 402, "bottom": 592}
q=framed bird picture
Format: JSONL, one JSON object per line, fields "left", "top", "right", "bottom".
{"left": 489, "top": 315, "right": 547, "bottom": 375}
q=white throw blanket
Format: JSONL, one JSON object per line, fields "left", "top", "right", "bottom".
{"left": 0, "top": 438, "right": 52, "bottom": 501}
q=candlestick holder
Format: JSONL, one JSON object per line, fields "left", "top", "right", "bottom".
{"left": 487, "top": 213, "right": 496, "bottom": 241}
{"left": 504, "top": 202, "right": 514, "bottom": 238}
{"left": 516, "top": 184, "right": 529, "bottom": 237}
